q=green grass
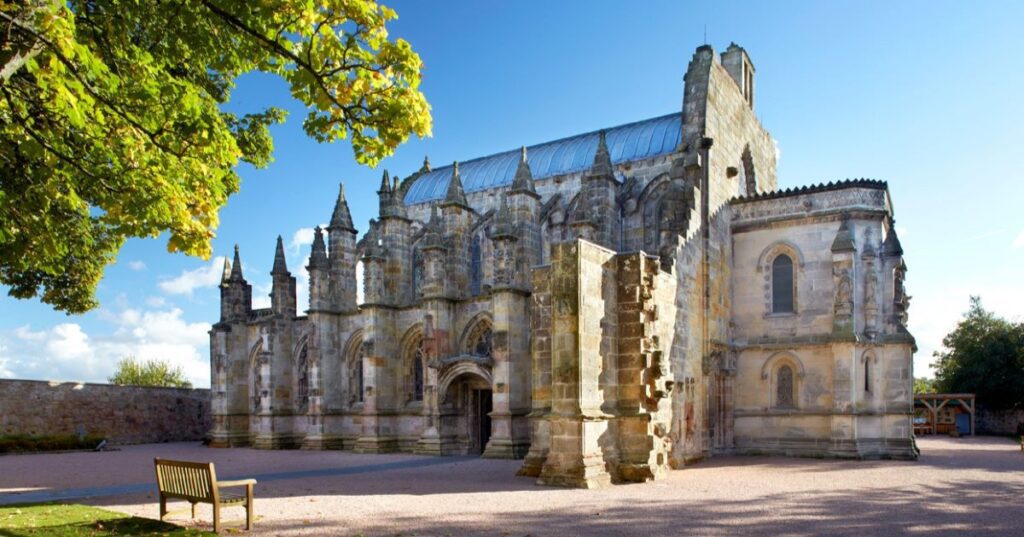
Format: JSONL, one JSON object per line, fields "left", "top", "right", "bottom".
{"left": 0, "top": 503, "right": 215, "bottom": 536}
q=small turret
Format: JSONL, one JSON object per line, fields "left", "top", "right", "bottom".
{"left": 419, "top": 206, "right": 447, "bottom": 299}
{"left": 489, "top": 195, "right": 520, "bottom": 288}
{"left": 270, "top": 236, "right": 296, "bottom": 317}
{"left": 587, "top": 130, "right": 615, "bottom": 180}
{"left": 327, "top": 181, "right": 359, "bottom": 312}
{"left": 219, "top": 245, "right": 252, "bottom": 323}
{"left": 882, "top": 221, "right": 904, "bottom": 257}
{"left": 360, "top": 222, "right": 388, "bottom": 305}
{"left": 307, "top": 226, "right": 330, "bottom": 312}
{"left": 510, "top": 147, "right": 538, "bottom": 197}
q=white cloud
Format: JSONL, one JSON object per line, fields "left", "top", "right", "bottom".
{"left": 0, "top": 307, "right": 213, "bottom": 388}
{"left": 289, "top": 227, "right": 316, "bottom": 253}
{"left": 127, "top": 260, "right": 147, "bottom": 271}
{"left": 145, "top": 296, "right": 167, "bottom": 308}
{"left": 158, "top": 256, "right": 226, "bottom": 295}
{"left": 1013, "top": 229, "right": 1024, "bottom": 249}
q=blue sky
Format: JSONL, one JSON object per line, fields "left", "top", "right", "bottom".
{"left": 1, "top": 1, "right": 1022, "bottom": 387}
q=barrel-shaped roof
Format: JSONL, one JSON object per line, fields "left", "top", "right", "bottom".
{"left": 404, "top": 112, "right": 682, "bottom": 205}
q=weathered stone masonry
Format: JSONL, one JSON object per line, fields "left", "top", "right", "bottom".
{"left": 0, "top": 379, "right": 210, "bottom": 444}
{"left": 209, "top": 43, "right": 917, "bottom": 487}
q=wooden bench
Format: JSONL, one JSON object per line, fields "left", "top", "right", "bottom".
{"left": 154, "top": 458, "right": 256, "bottom": 533}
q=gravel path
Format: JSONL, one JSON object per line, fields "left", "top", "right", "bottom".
{"left": 2, "top": 436, "right": 1022, "bottom": 536}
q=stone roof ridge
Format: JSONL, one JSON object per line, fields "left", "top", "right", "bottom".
{"left": 271, "top": 235, "right": 289, "bottom": 275}
{"left": 729, "top": 178, "right": 888, "bottom": 204}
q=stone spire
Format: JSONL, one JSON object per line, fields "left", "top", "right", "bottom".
{"left": 378, "top": 169, "right": 392, "bottom": 193}
{"left": 271, "top": 235, "right": 289, "bottom": 274}
{"left": 229, "top": 244, "right": 245, "bottom": 281}
{"left": 510, "top": 146, "right": 538, "bottom": 196}
{"left": 587, "top": 130, "right": 614, "bottom": 179}
{"left": 830, "top": 214, "right": 856, "bottom": 253}
{"left": 882, "top": 221, "right": 904, "bottom": 257}
{"left": 421, "top": 155, "right": 432, "bottom": 173}
{"left": 329, "top": 183, "right": 355, "bottom": 231}
{"left": 443, "top": 161, "right": 469, "bottom": 207}
{"left": 309, "top": 226, "right": 328, "bottom": 268}
{"left": 220, "top": 256, "right": 232, "bottom": 284}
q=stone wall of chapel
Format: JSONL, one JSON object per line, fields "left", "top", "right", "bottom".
{"left": 703, "top": 58, "right": 777, "bottom": 203}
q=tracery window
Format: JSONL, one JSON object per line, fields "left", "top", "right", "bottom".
{"left": 295, "top": 344, "right": 309, "bottom": 413}
{"left": 776, "top": 365, "right": 795, "bottom": 408}
{"left": 470, "top": 235, "right": 482, "bottom": 296}
{"left": 772, "top": 254, "right": 794, "bottom": 313}
{"left": 411, "top": 247, "right": 423, "bottom": 300}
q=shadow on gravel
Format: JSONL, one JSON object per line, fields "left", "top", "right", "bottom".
{"left": 243, "top": 477, "right": 1024, "bottom": 536}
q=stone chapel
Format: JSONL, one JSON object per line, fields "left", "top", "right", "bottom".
{"left": 208, "top": 43, "right": 917, "bottom": 488}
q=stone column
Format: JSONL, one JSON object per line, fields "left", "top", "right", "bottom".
{"left": 518, "top": 266, "right": 553, "bottom": 476}
{"left": 537, "top": 241, "right": 613, "bottom": 488}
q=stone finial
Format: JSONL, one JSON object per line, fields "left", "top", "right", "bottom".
{"left": 378, "top": 169, "right": 391, "bottom": 193}
{"left": 229, "top": 244, "right": 245, "bottom": 281}
{"left": 882, "top": 220, "right": 904, "bottom": 257}
{"left": 271, "top": 235, "right": 289, "bottom": 275}
{"left": 421, "top": 205, "right": 445, "bottom": 250}
{"left": 489, "top": 194, "right": 517, "bottom": 240}
{"left": 221, "top": 256, "right": 232, "bottom": 284}
{"left": 329, "top": 182, "right": 355, "bottom": 231}
{"left": 361, "top": 223, "right": 387, "bottom": 260}
{"left": 587, "top": 130, "right": 614, "bottom": 179}
{"left": 309, "top": 226, "right": 328, "bottom": 268}
{"left": 510, "top": 146, "right": 538, "bottom": 196}
{"left": 421, "top": 155, "right": 431, "bottom": 172}
{"left": 392, "top": 174, "right": 400, "bottom": 192}
{"left": 443, "top": 161, "right": 468, "bottom": 207}
{"left": 830, "top": 214, "right": 856, "bottom": 253}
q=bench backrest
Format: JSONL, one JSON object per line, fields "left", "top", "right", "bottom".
{"left": 154, "top": 458, "right": 218, "bottom": 503}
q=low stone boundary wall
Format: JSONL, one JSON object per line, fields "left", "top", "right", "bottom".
{"left": 976, "top": 407, "right": 1024, "bottom": 436}
{"left": 0, "top": 379, "right": 210, "bottom": 445}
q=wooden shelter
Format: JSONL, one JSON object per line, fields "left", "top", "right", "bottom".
{"left": 913, "top": 393, "right": 975, "bottom": 436}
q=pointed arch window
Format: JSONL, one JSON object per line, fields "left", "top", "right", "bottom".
{"left": 349, "top": 343, "right": 365, "bottom": 404}
{"left": 413, "top": 346, "right": 424, "bottom": 401}
{"left": 465, "top": 319, "right": 493, "bottom": 358}
{"left": 776, "top": 365, "right": 795, "bottom": 408}
{"left": 470, "top": 235, "right": 482, "bottom": 296}
{"left": 772, "top": 254, "right": 794, "bottom": 313}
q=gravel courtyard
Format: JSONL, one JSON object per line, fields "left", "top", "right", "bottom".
{"left": 2, "top": 436, "right": 1022, "bottom": 536}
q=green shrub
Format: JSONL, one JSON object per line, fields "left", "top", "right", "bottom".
{"left": 0, "top": 434, "right": 106, "bottom": 454}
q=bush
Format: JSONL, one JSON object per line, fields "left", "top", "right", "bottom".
{"left": 0, "top": 434, "right": 106, "bottom": 454}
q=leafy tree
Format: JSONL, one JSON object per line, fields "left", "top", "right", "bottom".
{"left": 932, "top": 296, "right": 1024, "bottom": 410}
{"left": 0, "top": 0, "right": 431, "bottom": 313}
{"left": 913, "top": 377, "right": 934, "bottom": 394}
{"left": 109, "top": 356, "right": 192, "bottom": 388}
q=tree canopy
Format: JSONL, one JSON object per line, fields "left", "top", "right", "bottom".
{"left": 932, "top": 296, "right": 1024, "bottom": 410}
{"left": 0, "top": 0, "right": 431, "bottom": 313}
{"left": 108, "top": 356, "right": 192, "bottom": 388}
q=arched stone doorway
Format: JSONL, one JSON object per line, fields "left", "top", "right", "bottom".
{"left": 438, "top": 365, "right": 493, "bottom": 455}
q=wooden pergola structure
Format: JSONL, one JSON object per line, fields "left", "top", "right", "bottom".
{"left": 913, "top": 393, "right": 976, "bottom": 436}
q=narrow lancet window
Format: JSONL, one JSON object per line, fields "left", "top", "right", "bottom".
{"left": 772, "top": 254, "right": 794, "bottom": 313}
{"left": 776, "top": 365, "right": 795, "bottom": 408}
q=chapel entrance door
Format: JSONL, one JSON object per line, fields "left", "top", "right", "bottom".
{"left": 441, "top": 372, "right": 492, "bottom": 455}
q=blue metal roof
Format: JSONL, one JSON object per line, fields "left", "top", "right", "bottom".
{"left": 404, "top": 113, "right": 682, "bottom": 205}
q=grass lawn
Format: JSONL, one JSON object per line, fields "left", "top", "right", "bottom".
{"left": 0, "top": 503, "right": 215, "bottom": 536}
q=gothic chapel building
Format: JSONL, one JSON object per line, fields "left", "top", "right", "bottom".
{"left": 209, "top": 44, "right": 916, "bottom": 488}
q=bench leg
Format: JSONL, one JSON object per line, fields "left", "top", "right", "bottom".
{"left": 213, "top": 503, "right": 221, "bottom": 534}
{"left": 246, "top": 484, "right": 254, "bottom": 531}
{"left": 191, "top": 501, "right": 197, "bottom": 519}
{"left": 159, "top": 495, "right": 167, "bottom": 521}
